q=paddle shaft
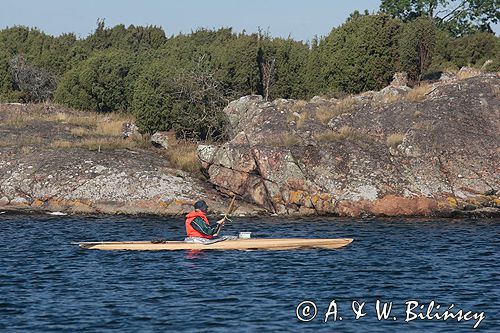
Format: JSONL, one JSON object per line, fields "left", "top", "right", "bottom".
{"left": 217, "top": 196, "right": 236, "bottom": 234}
{"left": 222, "top": 196, "right": 236, "bottom": 221}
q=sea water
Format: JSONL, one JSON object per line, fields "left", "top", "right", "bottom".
{"left": 0, "top": 214, "right": 498, "bottom": 332}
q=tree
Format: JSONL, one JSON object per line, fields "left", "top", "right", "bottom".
{"left": 209, "top": 31, "right": 261, "bottom": 96}
{"left": 304, "top": 36, "right": 324, "bottom": 96}
{"left": 399, "top": 17, "right": 438, "bottom": 82}
{"left": 317, "top": 13, "right": 401, "bottom": 94}
{"left": 380, "top": 0, "right": 500, "bottom": 35}
{"left": 132, "top": 56, "right": 231, "bottom": 140}
{"left": 259, "top": 55, "right": 275, "bottom": 101}
{"left": 170, "top": 64, "right": 231, "bottom": 141}
{"left": 269, "top": 38, "right": 310, "bottom": 99}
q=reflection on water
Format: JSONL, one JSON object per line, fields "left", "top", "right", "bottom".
{"left": 0, "top": 214, "right": 498, "bottom": 332}
{"left": 185, "top": 249, "right": 207, "bottom": 260}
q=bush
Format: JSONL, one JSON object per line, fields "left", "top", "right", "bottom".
{"left": 0, "top": 50, "right": 14, "bottom": 101}
{"left": 54, "top": 49, "right": 135, "bottom": 112}
{"left": 131, "top": 60, "right": 176, "bottom": 134}
{"left": 132, "top": 58, "right": 230, "bottom": 141}
{"left": 317, "top": 13, "right": 402, "bottom": 94}
{"left": 430, "top": 31, "right": 499, "bottom": 73}
{"left": 256, "top": 34, "right": 310, "bottom": 100}
{"left": 209, "top": 31, "right": 261, "bottom": 96}
{"left": 451, "top": 32, "right": 499, "bottom": 68}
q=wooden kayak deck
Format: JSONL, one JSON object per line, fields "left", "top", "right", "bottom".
{"left": 78, "top": 238, "right": 353, "bottom": 251}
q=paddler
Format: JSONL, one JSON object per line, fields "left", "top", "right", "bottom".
{"left": 185, "top": 200, "right": 225, "bottom": 239}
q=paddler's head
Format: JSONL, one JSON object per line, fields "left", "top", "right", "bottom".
{"left": 194, "top": 200, "right": 208, "bottom": 213}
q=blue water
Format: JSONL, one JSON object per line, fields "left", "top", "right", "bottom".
{"left": 0, "top": 214, "right": 498, "bottom": 332}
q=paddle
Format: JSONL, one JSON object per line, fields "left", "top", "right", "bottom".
{"left": 220, "top": 195, "right": 236, "bottom": 223}
{"left": 215, "top": 195, "right": 236, "bottom": 235}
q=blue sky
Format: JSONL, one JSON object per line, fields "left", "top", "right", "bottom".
{"left": 0, "top": 0, "right": 380, "bottom": 41}
{"left": 0, "top": 0, "right": 498, "bottom": 41}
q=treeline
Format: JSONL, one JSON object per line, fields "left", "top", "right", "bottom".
{"left": 0, "top": 13, "right": 498, "bottom": 140}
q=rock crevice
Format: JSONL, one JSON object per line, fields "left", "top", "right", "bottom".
{"left": 200, "top": 73, "right": 500, "bottom": 217}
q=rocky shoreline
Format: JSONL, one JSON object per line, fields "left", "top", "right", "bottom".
{"left": 1, "top": 70, "right": 499, "bottom": 218}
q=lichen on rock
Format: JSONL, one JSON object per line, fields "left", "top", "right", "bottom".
{"left": 199, "top": 74, "right": 500, "bottom": 217}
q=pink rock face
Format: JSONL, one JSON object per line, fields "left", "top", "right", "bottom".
{"left": 369, "top": 196, "right": 437, "bottom": 216}
{"left": 200, "top": 74, "right": 500, "bottom": 217}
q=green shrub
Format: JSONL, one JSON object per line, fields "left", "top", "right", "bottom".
{"left": 317, "top": 13, "right": 402, "bottom": 94}
{"left": 54, "top": 49, "right": 135, "bottom": 112}
{"left": 131, "top": 60, "right": 176, "bottom": 134}
{"left": 450, "top": 32, "right": 499, "bottom": 68}
{"left": 132, "top": 58, "right": 230, "bottom": 140}
{"left": 399, "top": 17, "right": 437, "bottom": 83}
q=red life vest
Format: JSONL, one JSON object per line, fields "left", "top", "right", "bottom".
{"left": 185, "top": 210, "right": 213, "bottom": 238}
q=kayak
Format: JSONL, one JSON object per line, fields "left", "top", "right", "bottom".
{"left": 78, "top": 238, "right": 353, "bottom": 251}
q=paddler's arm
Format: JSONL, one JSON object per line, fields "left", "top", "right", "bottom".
{"left": 191, "top": 217, "right": 224, "bottom": 237}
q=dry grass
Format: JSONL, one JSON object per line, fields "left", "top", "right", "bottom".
{"left": 456, "top": 69, "right": 481, "bottom": 80}
{"left": 289, "top": 100, "right": 307, "bottom": 114}
{"left": 50, "top": 110, "right": 134, "bottom": 138}
{"left": 50, "top": 111, "right": 131, "bottom": 127}
{"left": 17, "top": 136, "right": 43, "bottom": 146}
{"left": 166, "top": 140, "right": 200, "bottom": 173}
{"left": 50, "top": 139, "right": 74, "bottom": 149}
{"left": 405, "top": 83, "right": 435, "bottom": 102}
{"left": 0, "top": 136, "right": 43, "bottom": 147}
{"left": 2, "top": 112, "right": 30, "bottom": 128}
{"left": 381, "top": 93, "right": 404, "bottom": 104}
{"left": 267, "top": 133, "right": 301, "bottom": 147}
{"left": 296, "top": 115, "right": 308, "bottom": 129}
{"left": 68, "top": 118, "right": 129, "bottom": 137}
{"left": 315, "top": 106, "right": 333, "bottom": 124}
{"left": 316, "top": 126, "right": 362, "bottom": 142}
{"left": 287, "top": 101, "right": 309, "bottom": 129}
{"left": 50, "top": 112, "right": 99, "bottom": 127}
{"left": 70, "top": 127, "right": 89, "bottom": 137}
{"left": 386, "top": 133, "right": 404, "bottom": 148}
{"left": 50, "top": 136, "right": 150, "bottom": 151}
{"left": 95, "top": 120, "right": 125, "bottom": 137}
{"left": 0, "top": 104, "right": 145, "bottom": 152}
{"left": 315, "top": 96, "right": 356, "bottom": 124}
{"left": 1, "top": 109, "right": 130, "bottom": 133}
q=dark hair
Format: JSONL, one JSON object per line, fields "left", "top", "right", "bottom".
{"left": 194, "top": 200, "right": 208, "bottom": 211}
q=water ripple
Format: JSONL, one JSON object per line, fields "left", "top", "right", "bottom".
{"left": 0, "top": 215, "right": 498, "bottom": 332}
